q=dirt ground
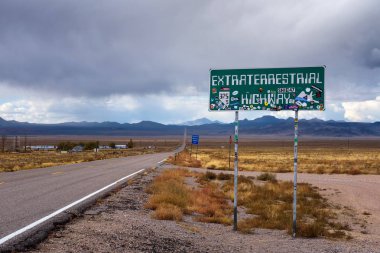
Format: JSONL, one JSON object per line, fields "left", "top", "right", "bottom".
{"left": 29, "top": 166, "right": 380, "bottom": 253}
{"left": 186, "top": 167, "right": 380, "bottom": 241}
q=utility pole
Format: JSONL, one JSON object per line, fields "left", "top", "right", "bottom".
{"left": 15, "top": 136, "right": 19, "bottom": 152}
{"left": 1, "top": 135, "right": 6, "bottom": 152}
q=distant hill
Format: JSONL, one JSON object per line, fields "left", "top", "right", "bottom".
{"left": 179, "top": 118, "right": 222, "bottom": 126}
{"left": 0, "top": 116, "right": 378, "bottom": 137}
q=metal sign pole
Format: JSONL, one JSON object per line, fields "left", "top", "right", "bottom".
{"left": 196, "top": 143, "right": 198, "bottom": 160}
{"left": 229, "top": 136, "right": 232, "bottom": 170}
{"left": 292, "top": 109, "right": 299, "bottom": 238}
{"left": 233, "top": 111, "right": 239, "bottom": 231}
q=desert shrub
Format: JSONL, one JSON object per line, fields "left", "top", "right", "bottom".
{"left": 84, "top": 141, "right": 99, "bottom": 150}
{"left": 204, "top": 171, "right": 217, "bottom": 180}
{"left": 190, "top": 184, "right": 232, "bottom": 224}
{"left": 128, "top": 139, "right": 134, "bottom": 148}
{"left": 206, "top": 164, "right": 216, "bottom": 170}
{"left": 223, "top": 175, "right": 349, "bottom": 238}
{"left": 146, "top": 169, "right": 232, "bottom": 224}
{"left": 57, "top": 141, "right": 77, "bottom": 151}
{"left": 217, "top": 173, "right": 232, "bottom": 180}
{"left": 153, "top": 203, "right": 183, "bottom": 221}
{"left": 257, "top": 172, "right": 277, "bottom": 182}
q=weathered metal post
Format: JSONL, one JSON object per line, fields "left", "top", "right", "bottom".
{"left": 229, "top": 135, "right": 232, "bottom": 170}
{"left": 292, "top": 109, "right": 299, "bottom": 238}
{"left": 196, "top": 142, "right": 198, "bottom": 160}
{"left": 233, "top": 111, "right": 239, "bottom": 231}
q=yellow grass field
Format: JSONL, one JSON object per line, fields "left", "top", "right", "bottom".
{"left": 146, "top": 169, "right": 351, "bottom": 238}
{"left": 0, "top": 144, "right": 177, "bottom": 172}
{"left": 191, "top": 139, "right": 380, "bottom": 174}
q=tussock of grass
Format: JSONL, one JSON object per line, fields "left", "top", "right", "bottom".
{"left": 257, "top": 172, "right": 277, "bottom": 182}
{"left": 153, "top": 203, "right": 183, "bottom": 221}
{"left": 203, "top": 171, "right": 217, "bottom": 180}
{"left": 146, "top": 169, "right": 232, "bottom": 224}
{"left": 145, "top": 169, "right": 190, "bottom": 212}
{"left": 191, "top": 183, "right": 232, "bottom": 224}
{"left": 217, "top": 173, "right": 232, "bottom": 180}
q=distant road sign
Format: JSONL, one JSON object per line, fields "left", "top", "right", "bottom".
{"left": 191, "top": 135, "right": 199, "bottom": 145}
{"left": 209, "top": 66, "right": 325, "bottom": 111}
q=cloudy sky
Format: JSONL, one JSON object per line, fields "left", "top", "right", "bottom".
{"left": 0, "top": 0, "right": 379, "bottom": 124}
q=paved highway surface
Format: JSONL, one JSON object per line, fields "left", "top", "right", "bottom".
{"left": 0, "top": 146, "right": 183, "bottom": 248}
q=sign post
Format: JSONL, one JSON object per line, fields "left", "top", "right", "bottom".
{"left": 293, "top": 109, "right": 299, "bottom": 238}
{"left": 196, "top": 142, "right": 199, "bottom": 160}
{"left": 192, "top": 135, "right": 199, "bottom": 159}
{"left": 229, "top": 135, "right": 232, "bottom": 170}
{"left": 209, "top": 66, "right": 325, "bottom": 234}
{"left": 233, "top": 112, "right": 239, "bottom": 231}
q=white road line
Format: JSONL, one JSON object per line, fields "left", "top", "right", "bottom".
{"left": 157, "top": 159, "right": 166, "bottom": 164}
{"left": 0, "top": 168, "right": 146, "bottom": 246}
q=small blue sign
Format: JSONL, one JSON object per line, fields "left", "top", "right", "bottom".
{"left": 192, "top": 135, "right": 199, "bottom": 145}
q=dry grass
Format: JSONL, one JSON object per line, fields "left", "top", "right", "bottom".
{"left": 257, "top": 172, "right": 277, "bottom": 182}
{"left": 190, "top": 183, "right": 232, "bottom": 224}
{"left": 193, "top": 139, "right": 380, "bottom": 174}
{"left": 153, "top": 203, "right": 183, "bottom": 221}
{"left": 145, "top": 169, "right": 232, "bottom": 225}
{"left": 0, "top": 147, "right": 173, "bottom": 172}
{"left": 145, "top": 169, "right": 191, "bottom": 212}
{"left": 221, "top": 175, "right": 351, "bottom": 238}
{"left": 146, "top": 169, "right": 349, "bottom": 239}
{"left": 166, "top": 149, "right": 201, "bottom": 168}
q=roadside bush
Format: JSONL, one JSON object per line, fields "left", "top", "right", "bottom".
{"left": 84, "top": 141, "right": 99, "bottom": 150}
{"left": 146, "top": 169, "right": 232, "bottom": 224}
{"left": 217, "top": 173, "right": 232, "bottom": 180}
{"left": 257, "top": 172, "right": 277, "bottom": 182}
{"left": 57, "top": 141, "right": 77, "bottom": 151}
{"left": 153, "top": 203, "right": 183, "bottom": 221}
{"left": 128, "top": 139, "right": 134, "bottom": 148}
{"left": 204, "top": 171, "right": 217, "bottom": 180}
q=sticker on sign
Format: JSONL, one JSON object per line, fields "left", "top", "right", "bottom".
{"left": 209, "top": 66, "right": 325, "bottom": 111}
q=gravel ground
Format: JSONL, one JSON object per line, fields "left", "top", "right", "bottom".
{"left": 30, "top": 167, "right": 380, "bottom": 253}
{"left": 185, "top": 166, "right": 380, "bottom": 240}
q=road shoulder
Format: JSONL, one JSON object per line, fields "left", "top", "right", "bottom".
{"left": 29, "top": 166, "right": 379, "bottom": 253}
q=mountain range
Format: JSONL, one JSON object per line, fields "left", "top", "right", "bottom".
{"left": 179, "top": 118, "right": 222, "bottom": 126}
{"left": 0, "top": 116, "right": 379, "bottom": 137}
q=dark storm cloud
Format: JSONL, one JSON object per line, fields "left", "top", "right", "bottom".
{"left": 0, "top": 0, "right": 379, "bottom": 100}
{"left": 366, "top": 48, "right": 380, "bottom": 68}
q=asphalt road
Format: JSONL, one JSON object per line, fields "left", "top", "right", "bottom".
{"left": 0, "top": 146, "right": 182, "bottom": 248}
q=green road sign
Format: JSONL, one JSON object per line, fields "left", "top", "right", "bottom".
{"left": 209, "top": 66, "right": 325, "bottom": 111}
